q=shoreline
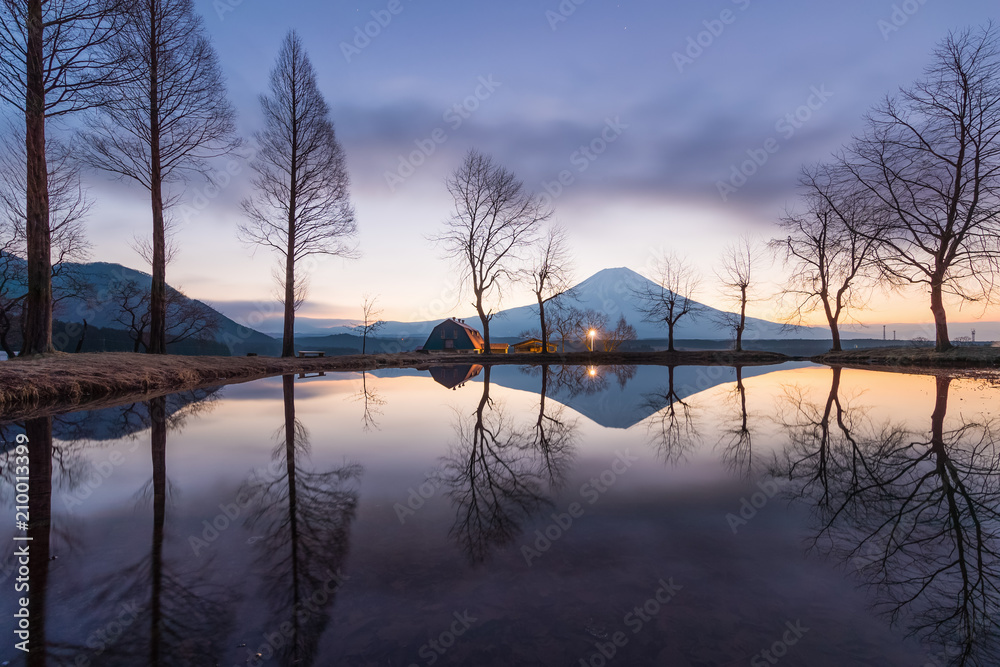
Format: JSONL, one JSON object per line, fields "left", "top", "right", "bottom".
{"left": 2, "top": 346, "right": 998, "bottom": 420}
{"left": 0, "top": 349, "right": 785, "bottom": 420}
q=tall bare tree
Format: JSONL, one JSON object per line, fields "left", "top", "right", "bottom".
{"left": 772, "top": 166, "right": 881, "bottom": 351}
{"left": 716, "top": 235, "right": 760, "bottom": 352}
{"left": 635, "top": 253, "right": 700, "bottom": 352}
{"left": 839, "top": 24, "right": 1000, "bottom": 352}
{"left": 78, "top": 0, "right": 239, "bottom": 354}
{"left": 435, "top": 149, "right": 550, "bottom": 354}
{"left": 0, "top": 0, "right": 126, "bottom": 355}
{"left": 521, "top": 224, "right": 572, "bottom": 354}
{"left": 240, "top": 30, "right": 358, "bottom": 358}
{"left": 0, "top": 131, "right": 91, "bottom": 356}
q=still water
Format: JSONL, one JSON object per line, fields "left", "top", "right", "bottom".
{"left": 2, "top": 362, "right": 999, "bottom": 666}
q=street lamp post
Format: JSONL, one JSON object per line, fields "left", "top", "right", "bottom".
{"left": 588, "top": 329, "right": 596, "bottom": 353}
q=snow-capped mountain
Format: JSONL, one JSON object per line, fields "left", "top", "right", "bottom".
{"left": 356, "top": 267, "right": 824, "bottom": 340}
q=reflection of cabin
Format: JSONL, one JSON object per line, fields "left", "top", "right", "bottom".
{"left": 489, "top": 343, "right": 509, "bottom": 354}
{"left": 429, "top": 364, "right": 483, "bottom": 390}
{"left": 422, "top": 318, "right": 485, "bottom": 352}
{"left": 512, "top": 339, "right": 556, "bottom": 354}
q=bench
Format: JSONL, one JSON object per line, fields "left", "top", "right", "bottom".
{"left": 297, "top": 350, "right": 325, "bottom": 358}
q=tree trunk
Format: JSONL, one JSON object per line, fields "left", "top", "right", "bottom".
{"left": 282, "top": 374, "right": 302, "bottom": 656}
{"left": 823, "top": 292, "right": 842, "bottom": 352}
{"left": 21, "top": 0, "right": 52, "bottom": 356}
{"left": 736, "top": 286, "right": 747, "bottom": 352}
{"left": 282, "top": 246, "right": 295, "bottom": 357}
{"left": 147, "top": 2, "right": 167, "bottom": 355}
{"left": 282, "top": 83, "right": 298, "bottom": 359}
{"left": 477, "top": 297, "right": 491, "bottom": 355}
{"left": 930, "top": 277, "right": 952, "bottom": 352}
{"left": 537, "top": 293, "right": 548, "bottom": 354}
{"left": 149, "top": 396, "right": 167, "bottom": 665}
{"left": 667, "top": 322, "right": 675, "bottom": 352}
{"left": 828, "top": 317, "right": 842, "bottom": 352}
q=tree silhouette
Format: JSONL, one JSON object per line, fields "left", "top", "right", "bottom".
{"left": 239, "top": 31, "right": 358, "bottom": 358}
{"left": 241, "top": 375, "right": 362, "bottom": 665}
{"left": 717, "top": 366, "right": 755, "bottom": 479}
{"left": 775, "top": 373, "right": 1000, "bottom": 665}
{"left": 437, "top": 367, "right": 557, "bottom": 564}
{"left": 643, "top": 366, "right": 699, "bottom": 466}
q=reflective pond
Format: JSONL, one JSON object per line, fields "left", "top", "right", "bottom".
{"left": 2, "top": 362, "right": 1000, "bottom": 666}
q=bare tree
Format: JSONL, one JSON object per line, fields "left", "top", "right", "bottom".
{"left": 352, "top": 294, "right": 385, "bottom": 355}
{"left": 78, "top": 0, "right": 238, "bottom": 354}
{"left": 635, "top": 253, "right": 701, "bottom": 352}
{"left": 603, "top": 315, "right": 637, "bottom": 352}
{"left": 435, "top": 149, "right": 550, "bottom": 355}
{"left": 107, "top": 277, "right": 219, "bottom": 352}
{"left": 839, "top": 24, "right": 1000, "bottom": 352}
{"left": 548, "top": 302, "right": 582, "bottom": 353}
{"left": 716, "top": 235, "right": 760, "bottom": 352}
{"left": 521, "top": 225, "right": 572, "bottom": 354}
{"left": 576, "top": 308, "right": 608, "bottom": 351}
{"left": 0, "top": 0, "right": 127, "bottom": 355}
{"left": 772, "top": 166, "right": 881, "bottom": 351}
{"left": 240, "top": 30, "right": 358, "bottom": 358}
{"left": 0, "top": 130, "right": 91, "bottom": 356}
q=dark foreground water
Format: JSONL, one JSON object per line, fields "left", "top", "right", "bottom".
{"left": 2, "top": 363, "right": 999, "bottom": 666}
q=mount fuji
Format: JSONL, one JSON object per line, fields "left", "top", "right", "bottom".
{"left": 363, "top": 267, "right": 825, "bottom": 340}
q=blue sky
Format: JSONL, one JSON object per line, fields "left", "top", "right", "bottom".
{"left": 45, "top": 0, "right": 1000, "bottom": 329}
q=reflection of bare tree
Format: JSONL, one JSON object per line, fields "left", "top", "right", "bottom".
{"left": 775, "top": 373, "right": 1000, "bottom": 666}
{"left": 351, "top": 371, "right": 385, "bottom": 431}
{"left": 439, "top": 367, "right": 556, "bottom": 564}
{"left": 243, "top": 375, "right": 362, "bottom": 666}
{"left": 26, "top": 417, "right": 53, "bottom": 666}
{"left": 88, "top": 395, "right": 235, "bottom": 666}
{"left": 644, "top": 366, "right": 699, "bottom": 466}
{"left": 549, "top": 364, "right": 636, "bottom": 396}
{"left": 530, "top": 366, "right": 577, "bottom": 490}
{"left": 717, "top": 366, "right": 754, "bottom": 479}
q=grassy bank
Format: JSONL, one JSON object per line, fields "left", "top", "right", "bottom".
{"left": 814, "top": 345, "right": 1000, "bottom": 369}
{"left": 0, "top": 349, "right": 790, "bottom": 419}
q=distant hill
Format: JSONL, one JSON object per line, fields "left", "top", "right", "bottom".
{"left": 2, "top": 255, "right": 277, "bottom": 355}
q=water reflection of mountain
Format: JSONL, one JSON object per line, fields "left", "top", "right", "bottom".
{"left": 477, "top": 363, "right": 812, "bottom": 429}
{"left": 44, "top": 388, "right": 220, "bottom": 441}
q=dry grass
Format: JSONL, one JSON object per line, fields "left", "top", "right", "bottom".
{"left": 814, "top": 345, "right": 1000, "bottom": 369}
{"left": 0, "top": 349, "right": 791, "bottom": 420}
